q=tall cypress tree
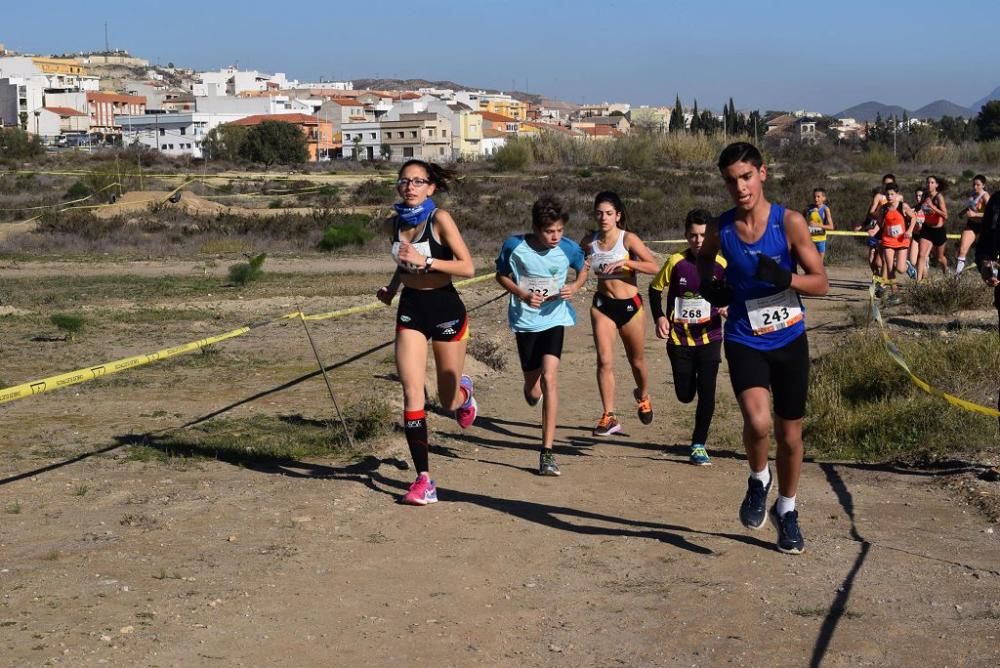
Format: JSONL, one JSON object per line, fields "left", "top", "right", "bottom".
{"left": 690, "top": 99, "right": 701, "bottom": 134}
{"left": 669, "top": 95, "right": 684, "bottom": 133}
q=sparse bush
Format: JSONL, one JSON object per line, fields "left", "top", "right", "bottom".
{"left": 50, "top": 313, "right": 85, "bottom": 341}
{"left": 353, "top": 178, "right": 394, "bottom": 204}
{"left": 902, "top": 275, "right": 994, "bottom": 314}
{"left": 227, "top": 252, "right": 266, "bottom": 285}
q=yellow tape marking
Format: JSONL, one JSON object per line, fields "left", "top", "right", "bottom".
{"left": 869, "top": 285, "right": 999, "bottom": 417}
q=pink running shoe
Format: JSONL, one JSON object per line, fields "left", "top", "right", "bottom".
{"left": 401, "top": 474, "right": 438, "bottom": 506}
{"left": 455, "top": 375, "right": 478, "bottom": 429}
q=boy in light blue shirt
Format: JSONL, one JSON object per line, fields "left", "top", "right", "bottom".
{"left": 495, "top": 196, "right": 588, "bottom": 476}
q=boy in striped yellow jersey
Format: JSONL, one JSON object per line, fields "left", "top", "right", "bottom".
{"left": 648, "top": 209, "right": 727, "bottom": 465}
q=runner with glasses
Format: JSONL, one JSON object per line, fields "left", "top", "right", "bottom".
{"left": 376, "top": 160, "right": 477, "bottom": 506}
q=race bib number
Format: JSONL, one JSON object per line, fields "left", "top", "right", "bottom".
{"left": 746, "top": 289, "right": 803, "bottom": 336}
{"left": 887, "top": 224, "right": 904, "bottom": 238}
{"left": 590, "top": 250, "right": 628, "bottom": 279}
{"left": 673, "top": 296, "right": 711, "bottom": 324}
{"left": 519, "top": 276, "right": 558, "bottom": 298}
{"left": 808, "top": 225, "right": 823, "bottom": 236}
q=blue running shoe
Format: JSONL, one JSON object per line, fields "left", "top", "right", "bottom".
{"left": 739, "top": 471, "right": 771, "bottom": 529}
{"left": 906, "top": 261, "right": 917, "bottom": 280}
{"left": 770, "top": 504, "right": 805, "bottom": 555}
{"left": 689, "top": 444, "right": 711, "bottom": 466}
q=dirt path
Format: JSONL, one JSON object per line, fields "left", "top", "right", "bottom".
{"left": 1, "top": 265, "right": 998, "bottom": 667}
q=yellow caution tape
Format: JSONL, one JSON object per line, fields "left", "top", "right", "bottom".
{"left": 0, "top": 321, "right": 261, "bottom": 406}
{"left": 0, "top": 274, "right": 497, "bottom": 405}
{"left": 869, "top": 285, "right": 999, "bottom": 417}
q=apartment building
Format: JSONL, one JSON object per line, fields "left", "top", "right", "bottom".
{"left": 380, "top": 113, "right": 451, "bottom": 161}
{"left": 87, "top": 91, "right": 146, "bottom": 135}
{"left": 389, "top": 96, "right": 483, "bottom": 159}
{"left": 454, "top": 90, "right": 528, "bottom": 121}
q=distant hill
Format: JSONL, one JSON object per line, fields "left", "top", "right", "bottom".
{"left": 912, "top": 99, "right": 974, "bottom": 119}
{"left": 350, "top": 78, "right": 542, "bottom": 104}
{"left": 971, "top": 86, "right": 1000, "bottom": 113}
{"left": 834, "top": 101, "right": 908, "bottom": 122}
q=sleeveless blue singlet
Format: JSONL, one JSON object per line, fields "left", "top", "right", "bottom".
{"left": 719, "top": 203, "right": 806, "bottom": 350}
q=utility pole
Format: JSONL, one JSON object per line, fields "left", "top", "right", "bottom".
{"left": 104, "top": 22, "right": 109, "bottom": 63}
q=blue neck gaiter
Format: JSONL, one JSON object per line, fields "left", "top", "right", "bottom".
{"left": 394, "top": 198, "right": 437, "bottom": 227}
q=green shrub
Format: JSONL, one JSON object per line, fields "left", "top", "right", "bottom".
{"left": 227, "top": 252, "right": 266, "bottom": 285}
{"left": 50, "top": 313, "right": 85, "bottom": 341}
{"left": 63, "top": 180, "right": 90, "bottom": 200}
{"left": 493, "top": 139, "right": 533, "bottom": 172}
{"left": 318, "top": 214, "right": 374, "bottom": 250}
{"left": 268, "top": 198, "right": 284, "bottom": 209}
{"left": 860, "top": 145, "right": 897, "bottom": 173}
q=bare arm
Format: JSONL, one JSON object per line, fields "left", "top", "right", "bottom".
{"left": 376, "top": 217, "right": 401, "bottom": 304}
{"left": 785, "top": 210, "right": 829, "bottom": 296}
{"left": 823, "top": 206, "right": 835, "bottom": 230}
{"left": 868, "top": 193, "right": 886, "bottom": 216}
{"left": 621, "top": 233, "right": 661, "bottom": 275}
{"left": 560, "top": 260, "right": 589, "bottom": 300}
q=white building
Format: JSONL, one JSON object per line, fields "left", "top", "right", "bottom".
{"left": 294, "top": 81, "right": 353, "bottom": 91}
{"left": 195, "top": 91, "right": 293, "bottom": 115}
{"left": 196, "top": 67, "right": 298, "bottom": 96}
{"left": 340, "top": 120, "right": 383, "bottom": 160}
{"left": 0, "top": 76, "right": 45, "bottom": 130}
{"left": 115, "top": 111, "right": 251, "bottom": 158}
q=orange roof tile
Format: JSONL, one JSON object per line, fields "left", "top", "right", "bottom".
{"left": 229, "top": 113, "right": 325, "bottom": 126}
{"left": 86, "top": 91, "right": 145, "bottom": 104}
{"left": 44, "top": 106, "right": 88, "bottom": 117}
{"left": 477, "top": 110, "right": 518, "bottom": 123}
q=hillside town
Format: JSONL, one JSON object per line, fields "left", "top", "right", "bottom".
{"left": 0, "top": 44, "right": 878, "bottom": 162}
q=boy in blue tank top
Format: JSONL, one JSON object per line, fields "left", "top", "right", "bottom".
{"left": 698, "top": 142, "right": 829, "bottom": 555}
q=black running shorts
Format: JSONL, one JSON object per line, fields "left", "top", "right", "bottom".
{"left": 592, "top": 293, "right": 643, "bottom": 328}
{"left": 515, "top": 326, "right": 565, "bottom": 372}
{"left": 396, "top": 284, "right": 469, "bottom": 341}
{"left": 922, "top": 225, "right": 948, "bottom": 247}
{"left": 724, "top": 334, "right": 809, "bottom": 420}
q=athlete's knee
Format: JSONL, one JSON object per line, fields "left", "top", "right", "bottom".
{"left": 675, "top": 383, "right": 697, "bottom": 404}
{"left": 743, "top": 412, "right": 771, "bottom": 441}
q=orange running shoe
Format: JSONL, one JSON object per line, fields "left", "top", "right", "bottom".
{"left": 634, "top": 389, "right": 653, "bottom": 425}
{"left": 592, "top": 412, "right": 621, "bottom": 437}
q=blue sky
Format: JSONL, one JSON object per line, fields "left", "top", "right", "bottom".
{"left": 5, "top": 0, "right": 997, "bottom": 113}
